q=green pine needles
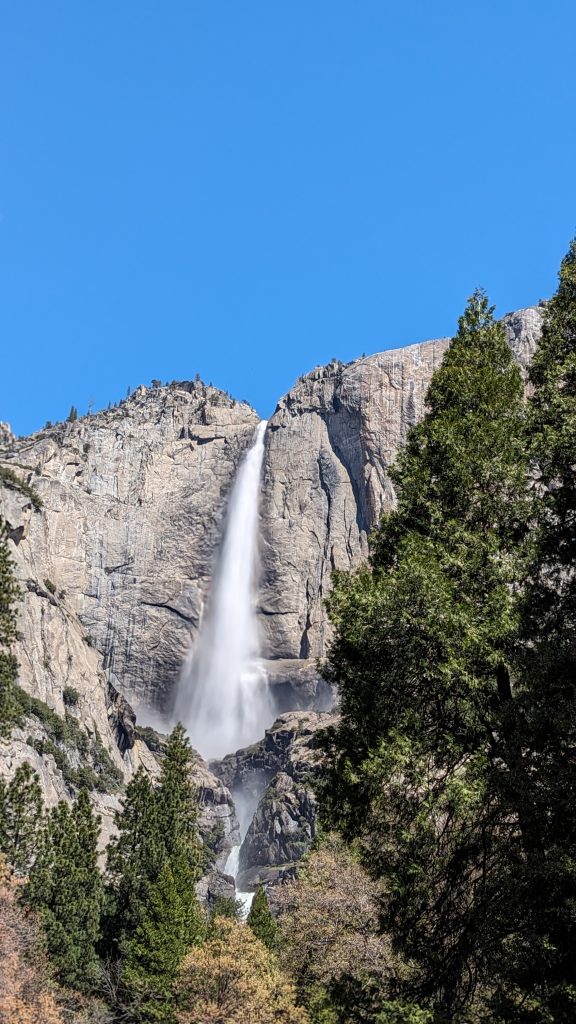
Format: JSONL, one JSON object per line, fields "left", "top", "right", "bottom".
{"left": 321, "top": 248, "right": 576, "bottom": 1023}
{"left": 0, "top": 763, "right": 43, "bottom": 876}
{"left": 247, "top": 885, "right": 278, "bottom": 950}
{"left": 0, "top": 725, "right": 204, "bottom": 1020}
{"left": 105, "top": 724, "right": 204, "bottom": 1021}
{"left": 0, "top": 519, "right": 20, "bottom": 732}
{"left": 25, "top": 788, "right": 103, "bottom": 991}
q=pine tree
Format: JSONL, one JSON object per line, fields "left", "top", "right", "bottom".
{"left": 104, "top": 767, "right": 163, "bottom": 955}
{"left": 122, "top": 859, "right": 202, "bottom": 1022}
{"left": 321, "top": 291, "right": 529, "bottom": 1017}
{"left": 489, "top": 239, "right": 576, "bottom": 1022}
{"left": 156, "top": 723, "right": 200, "bottom": 873}
{"left": 67, "top": 405, "right": 78, "bottom": 423}
{"left": 527, "top": 237, "right": 576, "bottom": 631}
{"left": 0, "top": 762, "right": 43, "bottom": 875}
{"left": 247, "top": 885, "right": 277, "bottom": 950}
{"left": 25, "top": 789, "right": 103, "bottom": 991}
{"left": 208, "top": 894, "right": 243, "bottom": 925}
{"left": 106, "top": 727, "right": 203, "bottom": 1019}
{"left": 0, "top": 519, "right": 20, "bottom": 732}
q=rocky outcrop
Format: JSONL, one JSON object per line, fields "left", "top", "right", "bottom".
{"left": 0, "top": 476, "right": 149, "bottom": 845}
{"left": 258, "top": 306, "right": 545, "bottom": 688}
{"left": 1, "top": 311, "right": 543, "bottom": 719}
{"left": 263, "top": 659, "right": 334, "bottom": 713}
{"left": 212, "top": 711, "right": 337, "bottom": 888}
{"left": 1, "top": 382, "right": 259, "bottom": 709}
{"left": 0, "top": 308, "right": 545, "bottom": 883}
{"left": 0, "top": 453, "right": 241, "bottom": 864}
{"left": 238, "top": 771, "right": 317, "bottom": 887}
{"left": 0, "top": 422, "right": 14, "bottom": 448}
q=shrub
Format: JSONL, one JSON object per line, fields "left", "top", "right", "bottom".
{"left": 0, "top": 465, "right": 43, "bottom": 511}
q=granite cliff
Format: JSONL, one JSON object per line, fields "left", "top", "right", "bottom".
{"left": 0, "top": 305, "right": 545, "bottom": 884}
{"left": 259, "top": 305, "right": 544, "bottom": 687}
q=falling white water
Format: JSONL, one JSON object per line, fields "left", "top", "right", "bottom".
{"left": 175, "top": 420, "right": 272, "bottom": 761}
{"left": 225, "top": 845, "right": 254, "bottom": 915}
{"left": 222, "top": 787, "right": 265, "bottom": 914}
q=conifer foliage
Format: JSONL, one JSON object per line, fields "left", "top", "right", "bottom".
{"left": 247, "top": 884, "right": 277, "bottom": 950}
{"left": 321, "top": 245, "right": 576, "bottom": 1022}
{"left": 528, "top": 238, "right": 576, "bottom": 629}
{"left": 494, "top": 238, "right": 576, "bottom": 1022}
{"left": 321, "top": 289, "right": 531, "bottom": 1017}
{"left": 25, "top": 789, "right": 103, "bottom": 991}
{"left": 105, "top": 767, "right": 162, "bottom": 955}
{"left": 106, "top": 724, "right": 203, "bottom": 1020}
{"left": 0, "top": 762, "right": 43, "bottom": 876}
{"left": 0, "top": 519, "right": 20, "bottom": 731}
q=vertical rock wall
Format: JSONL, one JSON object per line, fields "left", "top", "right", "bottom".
{"left": 1, "top": 305, "right": 545, "bottom": 718}
{"left": 258, "top": 306, "right": 544, "bottom": 683}
{"left": 2, "top": 382, "right": 259, "bottom": 709}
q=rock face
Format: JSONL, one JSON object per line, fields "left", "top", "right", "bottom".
{"left": 1, "top": 382, "right": 259, "bottom": 710}
{"left": 213, "top": 711, "right": 337, "bottom": 888}
{"left": 0, "top": 476, "right": 151, "bottom": 845}
{"left": 258, "top": 306, "right": 545, "bottom": 688}
{"left": 0, "top": 422, "right": 15, "bottom": 448}
{"left": 1, "top": 309, "right": 543, "bottom": 718}
{"left": 0, "top": 450, "right": 242, "bottom": 868}
{"left": 0, "top": 307, "right": 545, "bottom": 886}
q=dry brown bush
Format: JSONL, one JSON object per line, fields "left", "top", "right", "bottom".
{"left": 273, "top": 834, "right": 409, "bottom": 997}
{"left": 0, "top": 857, "right": 63, "bottom": 1024}
{"left": 177, "top": 916, "right": 309, "bottom": 1024}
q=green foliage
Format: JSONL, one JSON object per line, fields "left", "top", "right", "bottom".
{"left": 91, "top": 735, "right": 124, "bottom": 791}
{"left": 105, "top": 725, "right": 203, "bottom": 1019}
{"left": 0, "top": 519, "right": 20, "bottom": 732}
{"left": 374, "top": 1004, "right": 433, "bottom": 1024}
{"left": 25, "top": 789, "right": 103, "bottom": 991}
{"left": 485, "top": 238, "right": 576, "bottom": 1022}
{"left": 247, "top": 885, "right": 277, "bottom": 950}
{"left": 122, "top": 858, "right": 201, "bottom": 1022}
{"left": 0, "top": 464, "right": 43, "bottom": 510}
{"left": 15, "top": 686, "right": 70, "bottom": 736}
{"left": 321, "top": 290, "right": 530, "bottom": 1018}
{"left": 527, "top": 237, "right": 576, "bottom": 632}
{"left": 0, "top": 762, "right": 43, "bottom": 875}
{"left": 44, "top": 577, "right": 56, "bottom": 595}
{"left": 155, "top": 724, "right": 201, "bottom": 867}
{"left": 18, "top": 690, "right": 122, "bottom": 793}
{"left": 201, "top": 817, "right": 225, "bottom": 867}
{"left": 67, "top": 405, "right": 78, "bottom": 422}
{"left": 105, "top": 767, "right": 162, "bottom": 954}
{"left": 63, "top": 762, "right": 102, "bottom": 792}
{"left": 62, "top": 685, "right": 80, "bottom": 705}
{"left": 134, "top": 723, "right": 166, "bottom": 753}
{"left": 208, "top": 894, "right": 243, "bottom": 925}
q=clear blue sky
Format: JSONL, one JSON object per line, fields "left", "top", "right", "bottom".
{"left": 1, "top": 1, "right": 574, "bottom": 436}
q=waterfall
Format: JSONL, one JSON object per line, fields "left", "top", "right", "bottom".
{"left": 175, "top": 420, "right": 272, "bottom": 761}
{"left": 225, "top": 844, "right": 254, "bottom": 915}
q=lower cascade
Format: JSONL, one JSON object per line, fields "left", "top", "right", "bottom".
{"left": 224, "top": 845, "right": 254, "bottom": 914}
{"left": 175, "top": 418, "right": 272, "bottom": 756}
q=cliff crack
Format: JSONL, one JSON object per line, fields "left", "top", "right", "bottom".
{"left": 140, "top": 601, "right": 195, "bottom": 624}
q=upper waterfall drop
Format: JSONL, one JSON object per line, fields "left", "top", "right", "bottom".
{"left": 175, "top": 420, "right": 272, "bottom": 760}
